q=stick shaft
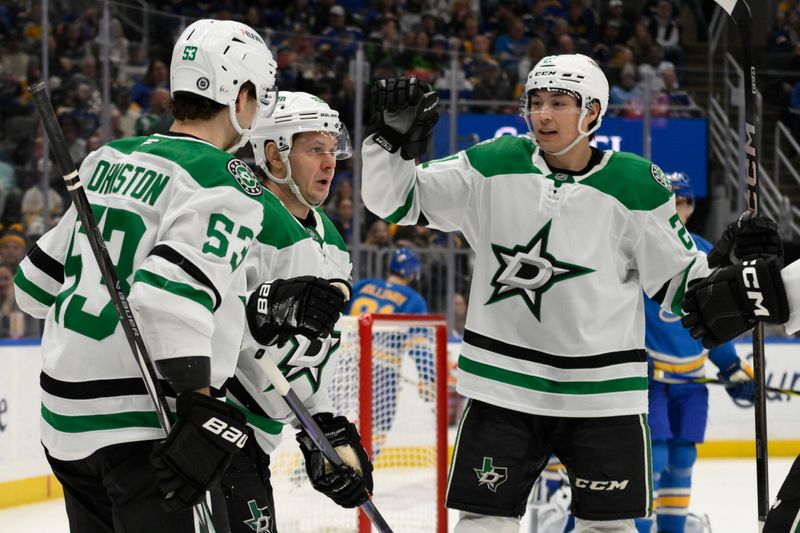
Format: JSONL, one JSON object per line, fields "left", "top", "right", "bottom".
{"left": 256, "top": 351, "right": 394, "bottom": 533}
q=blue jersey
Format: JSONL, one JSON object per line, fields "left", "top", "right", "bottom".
{"left": 347, "top": 278, "right": 428, "bottom": 315}
{"left": 644, "top": 233, "right": 739, "bottom": 380}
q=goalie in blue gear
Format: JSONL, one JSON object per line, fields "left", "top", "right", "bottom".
{"left": 634, "top": 173, "right": 754, "bottom": 533}
{"left": 347, "top": 246, "right": 433, "bottom": 456}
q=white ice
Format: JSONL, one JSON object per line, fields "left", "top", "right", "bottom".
{"left": 0, "top": 457, "right": 792, "bottom": 533}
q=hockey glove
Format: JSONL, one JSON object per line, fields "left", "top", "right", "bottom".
{"left": 681, "top": 257, "right": 789, "bottom": 348}
{"left": 370, "top": 76, "right": 439, "bottom": 160}
{"left": 151, "top": 392, "right": 248, "bottom": 511}
{"left": 718, "top": 360, "right": 755, "bottom": 406}
{"left": 707, "top": 213, "right": 783, "bottom": 268}
{"left": 247, "top": 276, "right": 350, "bottom": 346}
{"left": 296, "top": 413, "right": 374, "bottom": 508}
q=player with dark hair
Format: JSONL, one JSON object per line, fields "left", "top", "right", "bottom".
{"left": 361, "top": 54, "right": 727, "bottom": 532}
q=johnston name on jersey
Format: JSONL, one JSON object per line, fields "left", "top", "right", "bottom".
{"left": 225, "top": 189, "right": 352, "bottom": 453}
{"left": 362, "top": 134, "right": 712, "bottom": 418}
{"left": 14, "top": 133, "right": 265, "bottom": 460}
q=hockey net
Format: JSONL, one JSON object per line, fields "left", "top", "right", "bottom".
{"left": 269, "top": 314, "right": 449, "bottom": 533}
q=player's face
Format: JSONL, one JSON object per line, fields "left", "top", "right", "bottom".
{"left": 527, "top": 90, "right": 583, "bottom": 152}
{"left": 288, "top": 131, "right": 337, "bottom": 205}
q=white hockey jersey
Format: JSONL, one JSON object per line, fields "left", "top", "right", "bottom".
{"left": 225, "top": 188, "right": 352, "bottom": 454}
{"left": 362, "top": 134, "right": 711, "bottom": 418}
{"left": 14, "top": 133, "right": 265, "bottom": 460}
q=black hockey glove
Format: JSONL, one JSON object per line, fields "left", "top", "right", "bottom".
{"left": 247, "top": 276, "right": 350, "bottom": 346}
{"left": 151, "top": 392, "right": 248, "bottom": 511}
{"left": 717, "top": 360, "right": 755, "bottom": 406}
{"left": 707, "top": 213, "right": 783, "bottom": 268}
{"left": 370, "top": 76, "right": 439, "bottom": 160}
{"left": 296, "top": 413, "right": 374, "bottom": 508}
{"left": 681, "top": 257, "right": 789, "bottom": 348}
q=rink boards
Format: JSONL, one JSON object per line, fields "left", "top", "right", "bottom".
{"left": 1, "top": 338, "right": 799, "bottom": 508}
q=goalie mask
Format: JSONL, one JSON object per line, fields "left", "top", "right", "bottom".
{"left": 171, "top": 20, "right": 278, "bottom": 152}
{"left": 249, "top": 91, "right": 352, "bottom": 209}
{"left": 520, "top": 54, "right": 609, "bottom": 156}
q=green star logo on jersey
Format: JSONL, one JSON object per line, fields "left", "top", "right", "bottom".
{"left": 263, "top": 329, "right": 341, "bottom": 393}
{"left": 474, "top": 457, "right": 508, "bottom": 493}
{"left": 488, "top": 220, "right": 594, "bottom": 320}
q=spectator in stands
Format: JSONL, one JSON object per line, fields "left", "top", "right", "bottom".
{"left": 557, "top": 33, "right": 577, "bottom": 54}
{"left": 58, "top": 114, "right": 88, "bottom": 165}
{"left": 330, "top": 195, "right": 354, "bottom": 244}
{"left": 610, "top": 63, "right": 644, "bottom": 117}
{"left": 135, "top": 88, "right": 173, "bottom": 136}
{"left": 648, "top": 0, "right": 682, "bottom": 64}
{"left": 463, "top": 34, "right": 494, "bottom": 82}
{"left": 112, "top": 86, "right": 139, "bottom": 138}
{"left": 767, "top": 9, "right": 800, "bottom": 53}
{"left": 0, "top": 33, "right": 29, "bottom": 82}
{"left": 627, "top": 19, "right": 654, "bottom": 61}
{"left": 320, "top": 4, "right": 363, "bottom": 58}
{"left": 458, "top": 14, "right": 481, "bottom": 54}
{"left": 119, "top": 41, "right": 148, "bottom": 86}
{"left": 130, "top": 59, "right": 168, "bottom": 110}
{"left": 472, "top": 59, "right": 514, "bottom": 113}
{"left": 0, "top": 224, "right": 27, "bottom": 269}
{"left": 365, "top": 220, "right": 391, "bottom": 248}
{"left": 638, "top": 43, "right": 673, "bottom": 90}
{"left": 566, "top": 0, "right": 597, "bottom": 45}
{"left": 494, "top": 19, "right": 531, "bottom": 63}
{"left": 101, "top": 18, "right": 130, "bottom": 77}
{"left": 659, "top": 63, "right": 693, "bottom": 115}
{"left": 21, "top": 183, "right": 64, "bottom": 240}
{"left": 0, "top": 262, "right": 29, "bottom": 339}
{"left": 524, "top": 0, "right": 554, "bottom": 40}
{"left": 518, "top": 39, "right": 548, "bottom": 94}
{"left": 605, "top": 0, "right": 633, "bottom": 42}
{"left": 66, "top": 82, "right": 100, "bottom": 140}
{"left": 452, "top": 292, "right": 468, "bottom": 338}
{"left": 57, "top": 21, "right": 90, "bottom": 62}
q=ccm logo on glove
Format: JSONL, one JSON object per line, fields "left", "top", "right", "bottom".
{"left": 742, "top": 260, "right": 769, "bottom": 317}
{"left": 202, "top": 417, "right": 248, "bottom": 448}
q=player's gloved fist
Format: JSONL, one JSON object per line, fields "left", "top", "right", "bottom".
{"left": 681, "top": 257, "right": 789, "bottom": 348}
{"left": 370, "top": 76, "right": 439, "bottom": 160}
{"left": 296, "top": 413, "right": 374, "bottom": 508}
{"left": 150, "top": 392, "right": 248, "bottom": 511}
{"left": 247, "top": 276, "right": 351, "bottom": 346}
{"left": 707, "top": 213, "right": 783, "bottom": 268}
{"left": 718, "top": 360, "right": 755, "bottom": 405}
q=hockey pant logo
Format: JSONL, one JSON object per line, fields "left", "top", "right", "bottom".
{"left": 201, "top": 417, "right": 248, "bottom": 448}
{"left": 573, "top": 477, "right": 629, "bottom": 491}
{"left": 473, "top": 457, "right": 508, "bottom": 493}
{"left": 243, "top": 499, "right": 272, "bottom": 533}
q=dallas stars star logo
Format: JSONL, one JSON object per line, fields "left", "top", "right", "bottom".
{"left": 263, "top": 330, "right": 341, "bottom": 393}
{"left": 474, "top": 457, "right": 508, "bottom": 493}
{"left": 243, "top": 499, "right": 271, "bottom": 533}
{"left": 488, "top": 220, "right": 593, "bottom": 320}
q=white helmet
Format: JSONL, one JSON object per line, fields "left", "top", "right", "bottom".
{"left": 520, "top": 54, "right": 609, "bottom": 156}
{"left": 249, "top": 91, "right": 351, "bottom": 209}
{"left": 171, "top": 19, "right": 278, "bottom": 149}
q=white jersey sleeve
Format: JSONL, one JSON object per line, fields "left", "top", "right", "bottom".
{"left": 781, "top": 259, "right": 800, "bottom": 334}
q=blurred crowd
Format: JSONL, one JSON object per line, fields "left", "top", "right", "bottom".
{"left": 0, "top": 0, "right": 796, "bottom": 339}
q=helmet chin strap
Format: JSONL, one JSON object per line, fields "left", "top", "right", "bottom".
{"left": 225, "top": 101, "right": 248, "bottom": 154}
{"left": 261, "top": 152, "right": 325, "bottom": 211}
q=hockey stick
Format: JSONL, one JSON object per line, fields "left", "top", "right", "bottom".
{"left": 254, "top": 352, "right": 394, "bottom": 533}
{"left": 29, "top": 82, "right": 215, "bottom": 533}
{"left": 652, "top": 371, "right": 800, "bottom": 398}
{"left": 712, "top": 0, "right": 769, "bottom": 525}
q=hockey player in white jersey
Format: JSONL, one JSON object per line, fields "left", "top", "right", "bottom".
{"left": 13, "top": 21, "right": 345, "bottom": 533}
{"left": 362, "top": 54, "right": 719, "bottom": 533}
{"left": 221, "top": 92, "right": 373, "bottom": 533}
